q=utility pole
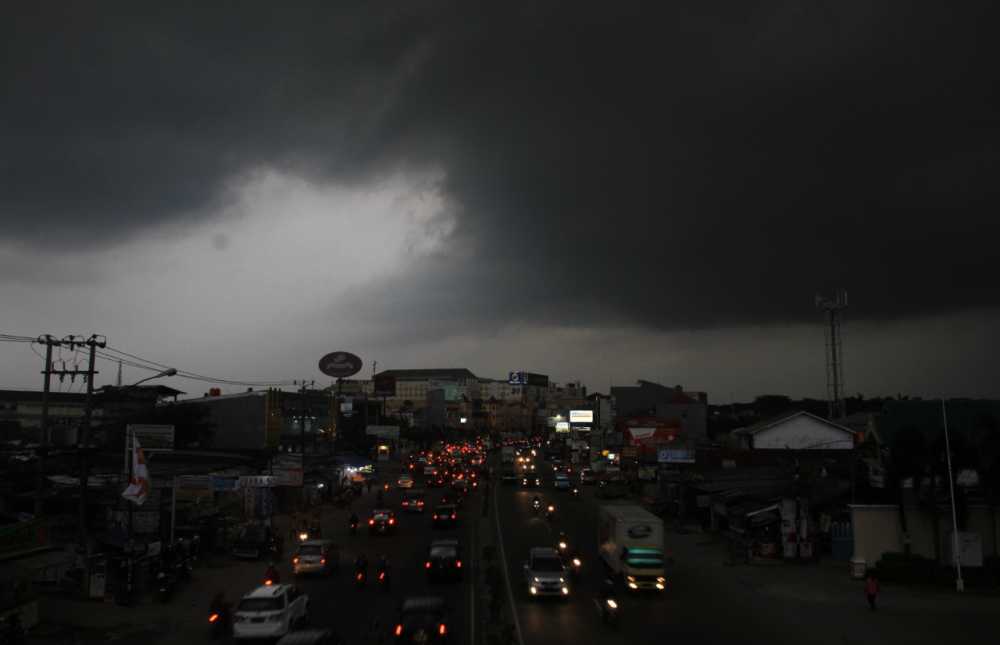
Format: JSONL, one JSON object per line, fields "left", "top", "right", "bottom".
{"left": 816, "top": 290, "right": 848, "bottom": 420}
{"left": 942, "top": 399, "right": 964, "bottom": 592}
{"left": 35, "top": 335, "right": 61, "bottom": 517}
{"left": 76, "top": 334, "right": 106, "bottom": 551}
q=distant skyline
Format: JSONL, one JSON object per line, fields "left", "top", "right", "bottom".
{"left": 3, "top": 3, "right": 999, "bottom": 402}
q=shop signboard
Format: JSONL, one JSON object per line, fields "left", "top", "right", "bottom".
{"left": 238, "top": 475, "right": 275, "bottom": 488}
{"left": 127, "top": 424, "right": 175, "bottom": 451}
{"left": 569, "top": 410, "right": 593, "bottom": 424}
{"left": 555, "top": 421, "right": 570, "bottom": 433}
{"left": 657, "top": 448, "right": 696, "bottom": 464}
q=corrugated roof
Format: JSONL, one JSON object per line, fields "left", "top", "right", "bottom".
{"left": 733, "top": 410, "right": 854, "bottom": 437}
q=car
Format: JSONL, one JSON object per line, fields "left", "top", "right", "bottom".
{"left": 522, "top": 547, "right": 570, "bottom": 598}
{"left": 401, "top": 489, "right": 427, "bottom": 512}
{"left": 397, "top": 474, "right": 415, "bottom": 489}
{"left": 438, "top": 492, "right": 464, "bottom": 508}
{"left": 432, "top": 504, "right": 458, "bottom": 529}
{"left": 428, "top": 476, "right": 447, "bottom": 488}
{"left": 277, "top": 628, "right": 343, "bottom": 645}
{"left": 553, "top": 474, "right": 571, "bottom": 491}
{"left": 233, "top": 524, "right": 282, "bottom": 560}
{"left": 580, "top": 468, "right": 597, "bottom": 485}
{"left": 232, "top": 584, "right": 309, "bottom": 641}
{"left": 521, "top": 475, "right": 541, "bottom": 488}
{"left": 293, "top": 539, "right": 339, "bottom": 577}
{"left": 393, "top": 596, "right": 451, "bottom": 644}
{"left": 368, "top": 509, "right": 398, "bottom": 535}
{"left": 425, "top": 539, "right": 464, "bottom": 582}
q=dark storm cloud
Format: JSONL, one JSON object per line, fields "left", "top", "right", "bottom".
{"left": 4, "top": 2, "right": 999, "bottom": 331}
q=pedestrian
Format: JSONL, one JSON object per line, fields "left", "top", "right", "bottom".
{"left": 864, "top": 570, "right": 880, "bottom": 611}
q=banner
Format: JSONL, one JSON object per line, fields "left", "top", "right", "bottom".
{"left": 122, "top": 437, "right": 151, "bottom": 505}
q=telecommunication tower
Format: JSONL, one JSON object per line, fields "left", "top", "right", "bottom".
{"left": 816, "top": 290, "right": 848, "bottom": 420}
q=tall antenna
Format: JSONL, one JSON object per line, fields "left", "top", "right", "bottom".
{"left": 816, "top": 289, "right": 848, "bottom": 420}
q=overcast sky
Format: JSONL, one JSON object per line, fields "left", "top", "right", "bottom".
{"left": 2, "top": 1, "right": 998, "bottom": 402}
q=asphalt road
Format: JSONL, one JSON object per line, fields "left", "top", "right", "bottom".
{"left": 495, "top": 460, "right": 999, "bottom": 645}
{"left": 294, "top": 464, "right": 478, "bottom": 645}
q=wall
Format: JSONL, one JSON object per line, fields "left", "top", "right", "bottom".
{"left": 198, "top": 395, "right": 266, "bottom": 450}
{"left": 851, "top": 504, "right": 1000, "bottom": 565}
{"left": 752, "top": 415, "right": 853, "bottom": 450}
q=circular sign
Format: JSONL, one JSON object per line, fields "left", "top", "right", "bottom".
{"left": 318, "top": 351, "right": 363, "bottom": 378}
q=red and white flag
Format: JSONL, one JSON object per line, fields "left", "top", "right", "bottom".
{"left": 122, "top": 436, "right": 151, "bottom": 505}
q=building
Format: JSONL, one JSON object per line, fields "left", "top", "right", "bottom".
{"left": 372, "top": 369, "right": 478, "bottom": 415}
{"left": 611, "top": 381, "right": 708, "bottom": 443}
{"left": 732, "top": 411, "right": 856, "bottom": 450}
{"left": 0, "top": 385, "right": 184, "bottom": 447}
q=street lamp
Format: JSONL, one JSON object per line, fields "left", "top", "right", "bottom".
{"left": 128, "top": 368, "right": 178, "bottom": 388}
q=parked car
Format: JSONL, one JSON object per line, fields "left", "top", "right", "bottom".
{"left": 293, "top": 540, "right": 338, "bottom": 577}
{"left": 232, "top": 584, "right": 309, "bottom": 641}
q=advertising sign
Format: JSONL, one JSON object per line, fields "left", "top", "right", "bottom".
{"left": 238, "top": 475, "right": 275, "bottom": 488}
{"left": 127, "top": 424, "right": 175, "bottom": 451}
{"left": 508, "top": 371, "right": 527, "bottom": 385}
{"left": 657, "top": 448, "right": 696, "bottom": 464}
{"left": 569, "top": 410, "right": 593, "bottom": 424}
{"left": 555, "top": 421, "right": 570, "bottom": 432}
{"left": 318, "top": 351, "right": 363, "bottom": 378}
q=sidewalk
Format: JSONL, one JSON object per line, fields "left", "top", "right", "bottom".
{"left": 28, "top": 513, "right": 303, "bottom": 645}
{"left": 668, "top": 522, "right": 1000, "bottom": 614}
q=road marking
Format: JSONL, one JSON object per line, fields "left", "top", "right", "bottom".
{"left": 493, "top": 477, "right": 525, "bottom": 645}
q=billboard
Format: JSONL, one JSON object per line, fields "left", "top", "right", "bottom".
{"left": 569, "top": 410, "right": 593, "bottom": 424}
{"left": 509, "top": 371, "right": 549, "bottom": 387}
{"left": 127, "top": 424, "right": 175, "bottom": 451}
{"left": 374, "top": 373, "right": 396, "bottom": 397}
{"left": 318, "top": 351, "right": 363, "bottom": 378}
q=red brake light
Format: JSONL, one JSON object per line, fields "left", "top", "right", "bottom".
{"left": 320, "top": 558, "right": 326, "bottom": 565}
{"left": 425, "top": 561, "right": 431, "bottom": 569}
{"left": 433, "top": 514, "right": 438, "bottom": 520}
{"left": 369, "top": 519, "right": 375, "bottom": 525}
{"left": 379, "top": 572, "right": 385, "bottom": 580}
{"left": 395, "top": 624, "right": 403, "bottom": 636}
{"left": 451, "top": 514, "right": 456, "bottom": 520}
{"left": 292, "top": 557, "right": 299, "bottom": 564}
{"left": 265, "top": 579, "right": 273, "bottom": 586}
{"left": 209, "top": 613, "right": 219, "bottom": 623}
{"left": 389, "top": 517, "right": 395, "bottom": 525}
{"left": 456, "top": 560, "right": 462, "bottom": 568}
{"left": 439, "top": 623, "right": 447, "bottom": 636}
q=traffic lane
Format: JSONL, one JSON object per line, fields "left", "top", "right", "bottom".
{"left": 495, "top": 479, "right": 621, "bottom": 645}
{"left": 551, "top": 480, "right": 792, "bottom": 645}
{"left": 297, "top": 472, "right": 475, "bottom": 644}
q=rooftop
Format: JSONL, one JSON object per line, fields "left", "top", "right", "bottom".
{"left": 376, "top": 368, "right": 477, "bottom": 381}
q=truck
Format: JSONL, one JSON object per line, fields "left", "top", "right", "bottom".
{"left": 597, "top": 504, "right": 666, "bottom": 592}
{"left": 501, "top": 446, "right": 516, "bottom": 465}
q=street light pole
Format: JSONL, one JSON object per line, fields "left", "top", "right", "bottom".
{"left": 941, "top": 399, "right": 964, "bottom": 592}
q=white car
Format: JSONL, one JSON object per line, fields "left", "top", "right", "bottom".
{"left": 523, "top": 547, "right": 570, "bottom": 598}
{"left": 232, "top": 584, "right": 309, "bottom": 641}
{"left": 397, "top": 474, "right": 415, "bottom": 489}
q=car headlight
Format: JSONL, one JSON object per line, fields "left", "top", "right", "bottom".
{"left": 606, "top": 599, "right": 618, "bottom": 609}
{"left": 628, "top": 582, "right": 638, "bottom": 589}
{"left": 572, "top": 558, "right": 582, "bottom": 567}
{"left": 627, "top": 576, "right": 636, "bottom": 582}
{"left": 657, "top": 577, "right": 666, "bottom": 583}
{"left": 656, "top": 583, "right": 665, "bottom": 590}
{"left": 532, "top": 576, "right": 540, "bottom": 583}
{"left": 558, "top": 577, "right": 565, "bottom": 584}
{"left": 561, "top": 586, "right": 569, "bottom": 595}
{"left": 529, "top": 586, "right": 537, "bottom": 595}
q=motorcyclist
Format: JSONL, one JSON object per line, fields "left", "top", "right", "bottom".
{"left": 556, "top": 531, "right": 570, "bottom": 553}
{"left": 264, "top": 562, "right": 280, "bottom": 585}
{"left": 376, "top": 553, "right": 391, "bottom": 587}
{"left": 531, "top": 495, "right": 541, "bottom": 509}
{"left": 209, "top": 590, "right": 230, "bottom": 631}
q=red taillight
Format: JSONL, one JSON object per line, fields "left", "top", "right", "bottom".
{"left": 451, "top": 514, "right": 456, "bottom": 520}
{"left": 356, "top": 573, "right": 363, "bottom": 580}
{"left": 433, "top": 514, "right": 438, "bottom": 520}
{"left": 395, "top": 624, "right": 403, "bottom": 636}
{"left": 209, "top": 613, "right": 219, "bottom": 623}
{"left": 320, "top": 558, "right": 326, "bottom": 565}
{"left": 379, "top": 572, "right": 385, "bottom": 580}
{"left": 456, "top": 560, "right": 462, "bottom": 568}
{"left": 417, "top": 500, "right": 424, "bottom": 506}
{"left": 265, "top": 579, "right": 273, "bottom": 586}
{"left": 402, "top": 500, "right": 408, "bottom": 506}
{"left": 425, "top": 561, "right": 431, "bottom": 569}
{"left": 369, "top": 519, "right": 375, "bottom": 525}
{"left": 439, "top": 623, "right": 447, "bottom": 636}
{"left": 389, "top": 518, "right": 395, "bottom": 525}
{"left": 292, "top": 557, "right": 299, "bottom": 564}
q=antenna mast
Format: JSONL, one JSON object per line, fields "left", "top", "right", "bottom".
{"left": 816, "top": 289, "right": 848, "bottom": 420}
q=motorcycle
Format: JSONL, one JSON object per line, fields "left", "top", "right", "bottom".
{"left": 155, "top": 567, "right": 174, "bottom": 603}
{"left": 567, "top": 555, "right": 583, "bottom": 580}
{"left": 571, "top": 486, "right": 580, "bottom": 498}
{"left": 594, "top": 596, "right": 620, "bottom": 627}
{"left": 376, "top": 567, "right": 391, "bottom": 591}
{"left": 208, "top": 605, "right": 231, "bottom": 640}
{"left": 531, "top": 499, "right": 542, "bottom": 515}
